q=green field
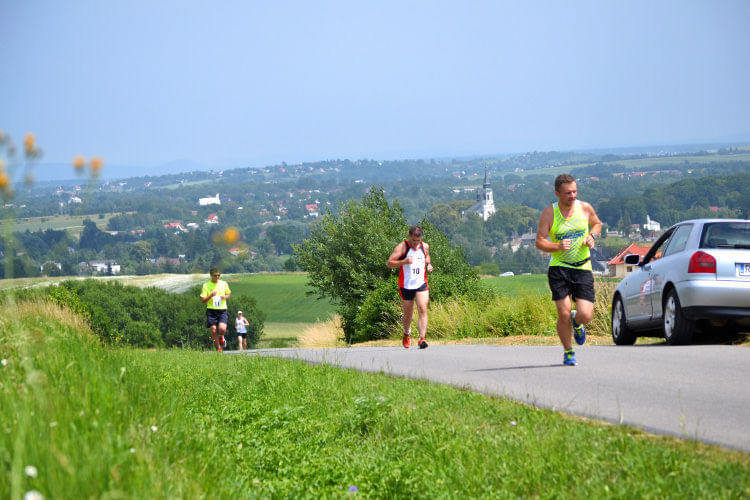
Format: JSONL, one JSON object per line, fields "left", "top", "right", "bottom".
{"left": 561, "top": 152, "right": 750, "bottom": 173}
{"left": 226, "top": 273, "right": 336, "bottom": 323}
{"left": 10, "top": 212, "right": 123, "bottom": 236}
{"left": 513, "top": 152, "right": 750, "bottom": 178}
{"left": 3, "top": 299, "right": 748, "bottom": 498}
{"left": 482, "top": 274, "right": 549, "bottom": 296}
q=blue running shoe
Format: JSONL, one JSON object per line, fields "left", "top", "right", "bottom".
{"left": 571, "top": 310, "right": 586, "bottom": 346}
{"left": 563, "top": 350, "right": 577, "bottom": 366}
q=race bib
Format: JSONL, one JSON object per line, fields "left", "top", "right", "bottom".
{"left": 212, "top": 295, "right": 222, "bottom": 308}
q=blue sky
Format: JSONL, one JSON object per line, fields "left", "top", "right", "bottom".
{"left": 2, "top": 1, "right": 749, "bottom": 172}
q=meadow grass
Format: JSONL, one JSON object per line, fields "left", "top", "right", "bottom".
{"left": 226, "top": 273, "right": 336, "bottom": 323}
{"left": 482, "top": 274, "right": 549, "bottom": 296}
{"left": 11, "top": 212, "right": 122, "bottom": 236}
{"left": 522, "top": 152, "right": 750, "bottom": 177}
{"left": 2, "top": 298, "right": 749, "bottom": 498}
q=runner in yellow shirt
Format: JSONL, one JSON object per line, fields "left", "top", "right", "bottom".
{"left": 536, "top": 174, "right": 602, "bottom": 366}
{"left": 200, "top": 268, "right": 231, "bottom": 352}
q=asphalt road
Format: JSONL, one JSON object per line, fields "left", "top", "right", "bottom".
{"left": 234, "top": 344, "right": 750, "bottom": 452}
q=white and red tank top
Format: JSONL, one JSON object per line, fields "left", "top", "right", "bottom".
{"left": 398, "top": 241, "right": 428, "bottom": 290}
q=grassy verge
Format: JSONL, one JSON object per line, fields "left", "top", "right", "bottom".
{"left": 2, "top": 298, "right": 749, "bottom": 498}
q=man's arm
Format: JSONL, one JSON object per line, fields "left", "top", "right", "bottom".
{"left": 535, "top": 206, "right": 564, "bottom": 254}
{"left": 583, "top": 202, "right": 603, "bottom": 248}
{"left": 200, "top": 284, "right": 213, "bottom": 303}
{"left": 423, "top": 242, "right": 434, "bottom": 272}
{"left": 387, "top": 242, "right": 408, "bottom": 269}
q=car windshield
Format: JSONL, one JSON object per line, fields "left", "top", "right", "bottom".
{"left": 700, "top": 222, "right": 750, "bottom": 249}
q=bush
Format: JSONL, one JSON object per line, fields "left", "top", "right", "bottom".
{"left": 44, "top": 280, "right": 264, "bottom": 350}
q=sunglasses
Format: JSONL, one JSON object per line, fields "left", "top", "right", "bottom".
{"left": 211, "top": 274, "right": 220, "bottom": 277}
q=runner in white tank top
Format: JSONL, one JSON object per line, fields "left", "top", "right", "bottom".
{"left": 387, "top": 226, "right": 434, "bottom": 349}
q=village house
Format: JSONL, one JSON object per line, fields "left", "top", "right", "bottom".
{"left": 607, "top": 243, "right": 651, "bottom": 277}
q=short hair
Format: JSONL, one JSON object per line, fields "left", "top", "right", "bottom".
{"left": 554, "top": 174, "right": 576, "bottom": 192}
{"left": 408, "top": 226, "right": 423, "bottom": 237}
{"left": 209, "top": 267, "right": 220, "bottom": 276}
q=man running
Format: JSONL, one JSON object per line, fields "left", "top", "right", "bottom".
{"left": 200, "top": 268, "right": 231, "bottom": 352}
{"left": 387, "top": 226, "right": 433, "bottom": 349}
{"left": 536, "top": 174, "right": 602, "bottom": 366}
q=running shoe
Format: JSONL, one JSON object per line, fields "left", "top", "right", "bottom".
{"left": 571, "top": 311, "right": 586, "bottom": 346}
{"left": 402, "top": 333, "right": 411, "bottom": 349}
{"left": 220, "top": 336, "right": 227, "bottom": 349}
{"left": 563, "top": 349, "right": 577, "bottom": 366}
{"left": 418, "top": 338, "right": 428, "bottom": 349}
{"left": 217, "top": 346, "right": 223, "bottom": 353}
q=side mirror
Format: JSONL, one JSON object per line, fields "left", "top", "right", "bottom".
{"left": 624, "top": 254, "right": 641, "bottom": 265}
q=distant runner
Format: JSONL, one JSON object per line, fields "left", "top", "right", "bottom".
{"left": 200, "top": 268, "right": 231, "bottom": 352}
{"left": 536, "top": 174, "right": 602, "bottom": 366}
{"left": 235, "top": 310, "right": 250, "bottom": 351}
{"left": 387, "top": 226, "right": 433, "bottom": 349}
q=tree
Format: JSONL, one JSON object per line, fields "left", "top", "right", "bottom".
{"left": 295, "top": 186, "right": 480, "bottom": 342}
{"left": 130, "top": 240, "right": 152, "bottom": 262}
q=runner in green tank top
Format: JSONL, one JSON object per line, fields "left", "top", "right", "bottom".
{"left": 536, "top": 174, "right": 602, "bottom": 366}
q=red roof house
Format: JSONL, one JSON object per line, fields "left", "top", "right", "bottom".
{"left": 608, "top": 243, "right": 652, "bottom": 277}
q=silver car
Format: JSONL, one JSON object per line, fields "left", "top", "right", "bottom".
{"left": 611, "top": 219, "right": 750, "bottom": 345}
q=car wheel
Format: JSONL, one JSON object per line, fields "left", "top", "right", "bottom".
{"left": 663, "top": 289, "right": 694, "bottom": 345}
{"left": 611, "top": 295, "right": 637, "bottom": 345}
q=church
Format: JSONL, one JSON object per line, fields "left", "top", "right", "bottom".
{"left": 466, "top": 167, "right": 496, "bottom": 221}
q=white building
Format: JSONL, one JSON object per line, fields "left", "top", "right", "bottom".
{"left": 643, "top": 215, "right": 661, "bottom": 232}
{"left": 465, "top": 168, "right": 496, "bottom": 221}
{"left": 199, "top": 193, "right": 221, "bottom": 206}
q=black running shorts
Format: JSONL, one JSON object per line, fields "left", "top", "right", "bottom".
{"left": 206, "top": 309, "right": 228, "bottom": 327}
{"left": 547, "top": 266, "right": 595, "bottom": 303}
{"left": 399, "top": 282, "right": 428, "bottom": 301}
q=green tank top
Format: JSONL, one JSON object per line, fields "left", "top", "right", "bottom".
{"left": 549, "top": 201, "right": 592, "bottom": 270}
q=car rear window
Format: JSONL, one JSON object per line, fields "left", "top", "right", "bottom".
{"left": 700, "top": 222, "right": 750, "bottom": 249}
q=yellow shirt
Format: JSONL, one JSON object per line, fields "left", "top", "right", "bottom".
{"left": 201, "top": 280, "right": 231, "bottom": 310}
{"left": 549, "top": 201, "right": 592, "bottom": 271}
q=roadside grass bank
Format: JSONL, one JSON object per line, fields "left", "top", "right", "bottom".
{"left": 379, "top": 276, "right": 622, "bottom": 342}
{"left": 2, "top": 299, "right": 749, "bottom": 498}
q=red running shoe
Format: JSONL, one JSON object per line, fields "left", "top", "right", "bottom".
{"left": 402, "top": 333, "right": 411, "bottom": 348}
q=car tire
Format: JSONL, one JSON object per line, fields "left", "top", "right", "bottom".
{"left": 611, "top": 295, "right": 637, "bottom": 345}
{"left": 663, "top": 289, "right": 694, "bottom": 345}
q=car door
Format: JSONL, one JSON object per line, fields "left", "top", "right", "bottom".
{"left": 622, "top": 229, "right": 674, "bottom": 323}
{"left": 647, "top": 223, "right": 693, "bottom": 320}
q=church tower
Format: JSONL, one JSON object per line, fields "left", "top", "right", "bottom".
{"left": 468, "top": 167, "right": 496, "bottom": 221}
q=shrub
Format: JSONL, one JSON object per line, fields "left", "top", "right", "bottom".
{"left": 44, "top": 280, "right": 264, "bottom": 350}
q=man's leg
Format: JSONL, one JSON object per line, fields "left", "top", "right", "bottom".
{"left": 209, "top": 324, "right": 220, "bottom": 349}
{"left": 218, "top": 323, "right": 227, "bottom": 348}
{"left": 572, "top": 298, "right": 595, "bottom": 325}
{"left": 415, "top": 290, "right": 429, "bottom": 341}
{"left": 553, "top": 296, "right": 573, "bottom": 351}
{"left": 401, "top": 298, "right": 415, "bottom": 334}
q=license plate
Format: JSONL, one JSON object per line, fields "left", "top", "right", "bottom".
{"left": 739, "top": 263, "right": 750, "bottom": 276}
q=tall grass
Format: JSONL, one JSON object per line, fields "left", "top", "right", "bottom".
{"left": 2, "top": 298, "right": 749, "bottom": 498}
{"left": 390, "top": 276, "right": 619, "bottom": 341}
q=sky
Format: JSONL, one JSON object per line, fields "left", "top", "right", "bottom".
{"left": 2, "top": 0, "right": 750, "bottom": 177}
